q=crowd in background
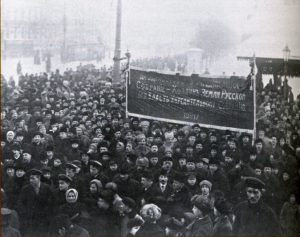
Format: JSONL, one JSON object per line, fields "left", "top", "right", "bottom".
{"left": 1, "top": 63, "right": 300, "bottom": 237}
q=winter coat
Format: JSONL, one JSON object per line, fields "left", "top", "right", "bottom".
{"left": 280, "top": 202, "right": 300, "bottom": 236}
{"left": 17, "top": 183, "right": 54, "bottom": 234}
{"left": 212, "top": 215, "right": 232, "bottom": 236}
{"left": 135, "top": 221, "right": 166, "bottom": 237}
{"left": 233, "top": 200, "right": 281, "bottom": 236}
{"left": 185, "top": 215, "right": 213, "bottom": 237}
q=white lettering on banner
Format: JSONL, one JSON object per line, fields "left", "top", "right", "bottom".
{"left": 137, "top": 79, "right": 246, "bottom": 102}
{"left": 220, "top": 90, "right": 246, "bottom": 101}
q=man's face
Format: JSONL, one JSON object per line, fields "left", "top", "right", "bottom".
{"left": 172, "top": 180, "right": 183, "bottom": 191}
{"left": 187, "top": 177, "right": 196, "bottom": 186}
{"left": 200, "top": 132, "right": 207, "bottom": 139}
{"left": 255, "top": 142, "right": 263, "bottom": 151}
{"left": 16, "top": 136, "right": 24, "bottom": 142}
{"left": 264, "top": 167, "right": 272, "bottom": 176}
{"left": 188, "top": 136, "right": 196, "bottom": 143}
{"left": 246, "top": 187, "right": 262, "bottom": 204}
{"left": 59, "top": 180, "right": 69, "bottom": 191}
{"left": 271, "top": 137, "right": 277, "bottom": 146}
{"left": 162, "top": 161, "right": 173, "bottom": 170}
{"left": 66, "top": 168, "right": 75, "bottom": 178}
{"left": 125, "top": 132, "right": 133, "bottom": 141}
{"left": 282, "top": 172, "right": 289, "bottom": 181}
{"left": 151, "top": 145, "right": 158, "bottom": 153}
{"left": 114, "top": 131, "right": 121, "bottom": 139}
{"left": 210, "top": 149, "right": 217, "bottom": 157}
{"left": 229, "top": 141, "right": 236, "bottom": 149}
{"left": 112, "top": 118, "right": 119, "bottom": 126}
{"left": 150, "top": 157, "right": 159, "bottom": 166}
{"left": 29, "top": 175, "right": 40, "bottom": 187}
{"left": 141, "top": 177, "right": 151, "bottom": 189}
{"left": 255, "top": 169, "right": 262, "bottom": 176}
{"left": 209, "top": 164, "right": 218, "bottom": 172}
{"left": 159, "top": 175, "right": 168, "bottom": 184}
{"left": 125, "top": 143, "right": 133, "bottom": 152}
{"left": 186, "top": 162, "right": 195, "bottom": 171}
{"left": 22, "top": 153, "right": 32, "bottom": 162}
{"left": 195, "top": 143, "right": 203, "bottom": 151}
{"left": 90, "top": 165, "right": 99, "bottom": 176}
{"left": 109, "top": 164, "right": 118, "bottom": 171}
{"left": 99, "top": 147, "right": 108, "bottom": 153}
{"left": 39, "top": 126, "right": 47, "bottom": 134}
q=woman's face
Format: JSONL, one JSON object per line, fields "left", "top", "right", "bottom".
{"left": 187, "top": 177, "right": 197, "bottom": 186}
{"left": 6, "top": 168, "right": 15, "bottom": 177}
{"left": 66, "top": 191, "right": 77, "bottom": 203}
{"left": 201, "top": 185, "right": 210, "bottom": 195}
{"left": 16, "top": 169, "right": 25, "bottom": 178}
{"left": 90, "top": 183, "right": 98, "bottom": 194}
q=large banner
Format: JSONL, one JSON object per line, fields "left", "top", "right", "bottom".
{"left": 127, "top": 68, "right": 254, "bottom": 132}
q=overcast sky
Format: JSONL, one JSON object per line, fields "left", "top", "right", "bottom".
{"left": 3, "top": 0, "right": 300, "bottom": 59}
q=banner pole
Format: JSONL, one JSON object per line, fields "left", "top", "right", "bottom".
{"left": 125, "top": 59, "right": 130, "bottom": 119}
{"left": 252, "top": 54, "right": 257, "bottom": 144}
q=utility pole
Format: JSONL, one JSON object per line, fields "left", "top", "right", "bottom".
{"left": 112, "top": 0, "right": 122, "bottom": 83}
{"left": 61, "top": 0, "right": 67, "bottom": 62}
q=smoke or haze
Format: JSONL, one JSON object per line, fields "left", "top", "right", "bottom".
{"left": 2, "top": 0, "right": 300, "bottom": 61}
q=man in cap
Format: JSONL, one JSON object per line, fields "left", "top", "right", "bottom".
{"left": 139, "top": 170, "right": 155, "bottom": 206}
{"left": 65, "top": 162, "right": 86, "bottom": 201}
{"left": 85, "top": 160, "right": 108, "bottom": 185}
{"left": 53, "top": 174, "right": 73, "bottom": 208}
{"left": 233, "top": 176, "right": 281, "bottom": 236}
{"left": 207, "top": 158, "right": 230, "bottom": 196}
{"left": 17, "top": 169, "right": 54, "bottom": 236}
{"left": 167, "top": 172, "right": 192, "bottom": 216}
{"left": 113, "top": 163, "right": 140, "bottom": 202}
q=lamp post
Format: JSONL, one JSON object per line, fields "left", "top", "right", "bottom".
{"left": 282, "top": 45, "right": 290, "bottom": 101}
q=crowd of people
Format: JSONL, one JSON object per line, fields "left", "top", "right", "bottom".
{"left": 1, "top": 63, "right": 300, "bottom": 237}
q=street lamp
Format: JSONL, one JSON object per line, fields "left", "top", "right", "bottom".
{"left": 282, "top": 45, "right": 290, "bottom": 101}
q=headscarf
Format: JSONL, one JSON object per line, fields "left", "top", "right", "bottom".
{"left": 65, "top": 188, "right": 78, "bottom": 203}
{"left": 90, "top": 179, "right": 103, "bottom": 194}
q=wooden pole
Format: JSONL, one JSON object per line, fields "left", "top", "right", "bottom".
{"left": 112, "top": 0, "right": 122, "bottom": 83}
